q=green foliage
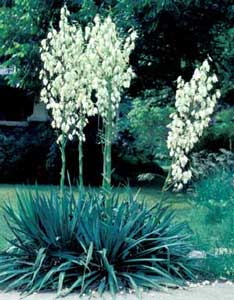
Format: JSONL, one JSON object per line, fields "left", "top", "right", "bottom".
{"left": 187, "top": 168, "right": 234, "bottom": 279}
{"left": 193, "top": 169, "right": 234, "bottom": 222}
{"left": 211, "top": 25, "right": 234, "bottom": 103}
{"left": 191, "top": 149, "right": 234, "bottom": 180}
{"left": 203, "top": 254, "right": 234, "bottom": 280}
{"left": 77, "top": 191, "right": 198, "bottom": 294}
{"left": 0, "top": 0, "right": 13, "bottom": 7}
{"left": 0, "top": 188, "right": 85, "bottom": 295}
{"left": 0, "top": 0, "right": 233, "bottom": 100}
{"left": 114, "top": 0, "right": 182, "bottom": 32}
{"left": 0, "top": 188, "right": 198, "bottom": 296}
{"left": 189, "top": 107, "right": 234, "bottom": 181}
{"left": 213, "top": 108, "right": 234, "bottom": 141}
{"left": 76, "top": 0, "right": 98, "bottom": 25}
{"left": 0, "top": 0, "right": 65, "bottom": 90}
{"left": 125, "top": 89, "right": 174, "bottom": 169}
{"left": 70, "top": 0, "right": 234, "bottom": 103}
{"left": 206, "top": 108, "right": 234, "bottom": 149}
{"left": 0, "top": 123, "right": 59, "bottom": 183}
{"left": 0, "top": 1, "right": 40, "bottom": 89}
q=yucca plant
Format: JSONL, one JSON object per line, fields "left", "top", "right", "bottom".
{"left": 76, "top": 190, "right": 198, "bottom": 296}
{"left": 0, "top": 188, "right": 89, "bottom": 295}
{"left": 0, "top": 188, "right": 199, "bottom": 297}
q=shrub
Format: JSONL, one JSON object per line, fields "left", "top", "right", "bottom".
{"left": 188, "top": 168, "right": 234, "bottom": 279}
{"left": 192, "top": 168, "right": 234, "bottom": 222}
{"left": 188, "top": 206, "right": 234, "bottom": 280}
{"left": 0, "top": 123, "right": 59, "bottom": 184}
{"left": 123, "top": 89, "right": 174, "bottom": 170}
{"left": 191, "top": 149, "right": 234, "bottom": 181}
{"left": 0, "top": 188, "right": 198, "bottom": 297}
{"left": 209, "top": 108, "right": 234, "bottom": 148}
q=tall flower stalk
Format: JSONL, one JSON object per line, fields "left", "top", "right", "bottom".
{"left": 40, "top": 6, "right": 96, "bottom": 193}
{"left": 59, "top": 135, "right": 67, "bottom": 195}
{"left": 165, "top": 58, "right": 221, "bottom": 191}
{"left": 85, "top": 16, "right": 137, "bottom": 191}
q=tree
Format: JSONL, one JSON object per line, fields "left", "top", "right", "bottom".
{"left": 0, "top": 0, "right": 65, "bottom": 91}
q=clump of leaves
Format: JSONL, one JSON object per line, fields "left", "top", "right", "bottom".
{"left": 192, "top": 168, "right": 234, "bottom": 217}
{"left": 0, "top": 189, "right": 87, "bottom": 295}
{"left": 211, "top": 108, "right": 234, "bottom": 146}
{"left": 187, "top": 168, "right": 234, "bottom": 279}
{"left": 0, "top": 188, "right": 198, "bottom": 297}
{"left": 191, "top": 149, "right": 234, "bottom": 181}
{"left": 124, "top": 89, "right": 174, "bottom": 170}
{"left": 187, "top": 202, "right": 234, "bottom": 280}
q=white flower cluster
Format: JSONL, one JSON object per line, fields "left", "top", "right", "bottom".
{"left": 40, "top": 8, "right": 136, "bottom": 144}
{"left": 40, "top": 6, "right": 97, "bottom": 144}
{"left": 84, "top": 15, "right": 137, "bottom": 123}
{"left": 167, "top": 59, "right": 221, "bottom": 190}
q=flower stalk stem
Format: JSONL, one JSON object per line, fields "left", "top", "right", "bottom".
{"left": 78, "top": 139, "right": 84, "bottom": 191}
{"left": 59, "top": 136, "right": 67, "bottom": 196}
{"left": 102, "top": 82, "right": 113, "bottom": 193}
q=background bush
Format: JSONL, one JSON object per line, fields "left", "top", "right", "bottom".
{"left": 190, "top": 149, "right": 234, "bottom": 181}
{"left": 0, "top": 123, "right": 59, "bottom": 183}
{"left": 121, "top": 88, "right": 174, "bottom": 171}
{"left": 184, "top": 168, "right": 234, "bottom": 279}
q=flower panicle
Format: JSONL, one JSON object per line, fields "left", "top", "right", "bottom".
{"left": 167, "top": 59, "right": 220, "bottom": 191}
